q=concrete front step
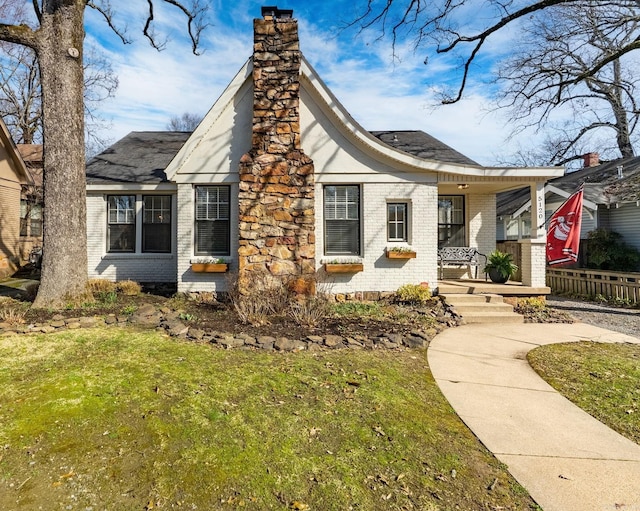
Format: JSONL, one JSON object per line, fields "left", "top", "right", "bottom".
{"left": 441, "top": 293, "right": 524, "bottom": 324}
{"left": 441, "top": 293, "right": 505, "bottom": 304}
{"left": 458, "top": 311, "right": 524, "bottom": 324}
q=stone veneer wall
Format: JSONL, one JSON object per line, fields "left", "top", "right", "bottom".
{"left": 237, "top": 15, "right": 315, "bottom": 290}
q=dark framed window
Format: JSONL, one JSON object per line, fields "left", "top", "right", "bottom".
{"left": 108, "top": 195, "right": 136, "bottom": 252}
{"left": 195, "top": 186, "right": 230, "bottom": 256}
{"left": 20, "top": 199, "right": 42, "bottom": 237}
{"left": 324, "top": 185, "right": 360, "bottom": 255}
{"left": 387, "top": 202, "right": 408, "bottom": 242}
{"left": 143, "top": 195, "right": 171, "bottom": 253}
{"left": 438, "top": 195, "right": 465, "bottom": 248}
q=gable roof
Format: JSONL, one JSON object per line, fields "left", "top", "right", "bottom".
{"left": 86, "top": 132, "right": 190, "bottom": 184}
{"left": 497, "top": 155, "right": 640, "bottom": 216}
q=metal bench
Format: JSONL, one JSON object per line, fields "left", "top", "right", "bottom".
{"left": 437, "top": 247, "right": 487, "bottom": 280}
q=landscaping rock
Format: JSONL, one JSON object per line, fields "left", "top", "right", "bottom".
{"left": 324, "top": 335, "right": 342, "bottom": 347}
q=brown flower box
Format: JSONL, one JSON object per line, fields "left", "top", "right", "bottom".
{"left": 191, "top": 263, "right": 228, "bottom": 273}
{"left": 386, "top": 250, "right": 416, "bottom": 259}
{"left": 324, "top": 263, "right": 364, "bottom": 274}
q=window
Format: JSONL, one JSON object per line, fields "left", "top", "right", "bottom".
{"left": 324, "top": 185, "right": 360, "bottom": 255}
{"left": 20, "top": 199, "right": 42, "bottom": 238}
{"left": 195, "top": 186, "right": 230, "bottom": 256}
{"left": 143, "top": 196, "right": 171, "bottom": 252}
{"left": 387, "top": 203, "right": 408, "bottom": 242}
{"left": 108, "top": 195, "right": 135, "bottom": 252}
{"left": 438, "top": 195, "right": 465, "bottom": 247}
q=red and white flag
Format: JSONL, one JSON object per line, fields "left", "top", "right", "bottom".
{"left": 546, "top": 187, "right": 584, "bottom": 266}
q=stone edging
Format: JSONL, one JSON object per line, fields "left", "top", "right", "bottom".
{"left": 0, "top": 302, "right": 464, "bottom": 351}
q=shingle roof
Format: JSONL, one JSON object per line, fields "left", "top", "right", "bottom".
{"left": 85, "top": 132, "right": 191, "bottom": 184}
{"left": 497, "top": 155, "right": 640, "bottom": 216}
{"left": 371, "top": 130, "right": 479, "bottom": 166}
{"left": 86, "top": 129, "right": 479, "bottom": 185}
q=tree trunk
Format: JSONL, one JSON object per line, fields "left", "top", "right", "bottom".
{"left": 612, "top": 59, "right": 635, "bottom": 159}
{"left": 33, "top": 0, "right": 88, "bottom": 308}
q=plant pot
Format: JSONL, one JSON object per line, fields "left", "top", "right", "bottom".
{"left": 324, "top": 263, "right": 364, "bottom": 274}
{"left": 191, "top": 263, "right": 228, "bottom": 273}
{"left": 386, "top": 250, "right": 416, "bottom": 259}
{"left": 488, "top": 268, "right": 509, "bottom": 284}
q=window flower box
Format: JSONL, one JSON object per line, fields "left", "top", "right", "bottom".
{"left": 190, "top": 259, "right": 229, "bottom": 273}
{"left": 191, "top": 263, "right": 228, "bottom": 273}
{"left": 386, "top": 249, "right": 416, "bottom": 259}
{"left": 324, "top": 263, "right": 364, "bottom": 274}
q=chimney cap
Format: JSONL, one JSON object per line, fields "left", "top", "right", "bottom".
{"left": 261, "top": 6, "right": 293, "bottom": 19}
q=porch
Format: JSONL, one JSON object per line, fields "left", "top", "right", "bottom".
{"left": 437, "top": 279, "right": 550, "bottom": 297}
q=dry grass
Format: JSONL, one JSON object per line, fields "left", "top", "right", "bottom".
{"left": 115, "top": 280, "right": 141, "bottom": 296}
{"left": 86, "top": 278, "right": 116, "bottom": 294}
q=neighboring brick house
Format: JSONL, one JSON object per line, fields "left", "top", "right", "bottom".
{"left": 0, "top": 120, "right": 33, "bottom": 278}
{"left": 85, "top": 7, "right": 563, "bottom": 293}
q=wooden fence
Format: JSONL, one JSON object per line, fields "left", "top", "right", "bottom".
{"left": 496, "top": 241, "right": 522, "bottom": 282}
{"left": 546, "top": 267, "right": 640, "bottom": 303}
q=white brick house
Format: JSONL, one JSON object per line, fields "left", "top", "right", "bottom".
{"left": 85, "top": 8, "right": 563, "bottom": 294}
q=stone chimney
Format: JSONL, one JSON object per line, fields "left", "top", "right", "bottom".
{"left": 237, "top": 7, "right": 315, "bottom": 292}
{"left": 583, "top": 152, "right": 600, "bottom": 168}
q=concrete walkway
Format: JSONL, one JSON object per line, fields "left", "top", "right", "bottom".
{"left": 428, "top": 322, "right": 640, "bottom": 511}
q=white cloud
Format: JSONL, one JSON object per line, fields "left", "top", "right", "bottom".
{"left": 88, "top": 1, "right": 543, "bottom": 166}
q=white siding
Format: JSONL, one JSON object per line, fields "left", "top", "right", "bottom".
{"left": 86, "top": 193, "right": 177, "bottom": 282}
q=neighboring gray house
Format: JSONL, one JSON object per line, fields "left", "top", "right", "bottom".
{"left": 85, "top": 8, "right": 562, "bottom": 294}
{"left": 497, "top": 153, "right": 640, "bottom": 255}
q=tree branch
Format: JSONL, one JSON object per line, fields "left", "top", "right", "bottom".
{"left": 85, "top": 1, "right": 130, "bottom": 44}
{"left": 0, "top": 23, "right": 38, "bottom": 49}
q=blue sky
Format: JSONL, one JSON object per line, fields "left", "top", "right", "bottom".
{"left": 83, "top": 0, "right": 540, "bottom": 165}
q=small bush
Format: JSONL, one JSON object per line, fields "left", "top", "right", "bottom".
{"left": 585, "top": 228, "right": 640, "bottom": 271}
{"left": 116, "top": 280, "right": 141, "bottom": 296}
{"left": 332, "top": 301, "right": 383, "bottom": 317}
{"left": 396, "top": 283, "right": 432, "bottom": 304}
{"left": 96, "top": 290, "right": 118, "bottom": 305}
{"left": 87, "top": 279, "right": 116, "bottom": 294}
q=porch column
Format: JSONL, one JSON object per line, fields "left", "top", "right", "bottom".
{"left": 519, "top": 182, "right": 547, "bottom": 287}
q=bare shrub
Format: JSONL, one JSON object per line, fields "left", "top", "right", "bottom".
{"left": 116, "top": 280, "right": 142, "bottom": 296}
{"left": 288, "top": 293, "right": 332, "bottom": 328}
{"left": 226, "top": 271, "right": 293, "bottom": 326}
{"left": 0, "top": 306, "right": 27, "bottom": 325}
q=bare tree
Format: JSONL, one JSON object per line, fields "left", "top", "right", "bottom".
{"left": 0, "top": 0, "right": 208, "bottom": 308}
{"left": 0, "top": 42, "right": 119, "bottom": 153}
{"left": 352, "top": 0, "right": 640, "bottom": 104}
{"left": 166, "top": 112, "right": 203, "bottom": 131}
{"left": 496, "top": 2, "right": 639, "bottom": 163}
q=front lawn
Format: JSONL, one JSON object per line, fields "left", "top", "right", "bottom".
{"left": 528, "top": 341, "right": 640, "bottom": 445}
{"left": 0, "top": 329, "right": 538, "bottom": 510}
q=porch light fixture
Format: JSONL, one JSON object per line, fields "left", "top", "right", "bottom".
{"left": 457, "top": 183, "right": 469, "bottom": 190}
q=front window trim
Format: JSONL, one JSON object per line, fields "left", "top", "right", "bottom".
{"left": 194, "top": 185, "right": 231, "bottom": 256}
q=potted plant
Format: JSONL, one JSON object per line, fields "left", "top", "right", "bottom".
{"left": 483, "top": 250, "right": 518, "bottom": 283}
{"left": 190, "top": 258, "right": 229, "bottom": 273}
{"left": 324, "top": 259, "right": 364, "bottom": 273}
{"left": 386, "top": 247, "right": 416, "bottom": 259}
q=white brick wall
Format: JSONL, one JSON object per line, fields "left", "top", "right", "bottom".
{"left": 315, "top": 181, "right": 438, "bottom": 294}
{"left": 86, "top": 193, "right": 177, "bottom": 282}
{"left": 468, "top": 193, "right": 496, "bottom": 258}
{"left": 177, "top": 183, "right": 240, "bottom": 293}
{"left": 519, "top": 239, "right": 547, "bottom": 287}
